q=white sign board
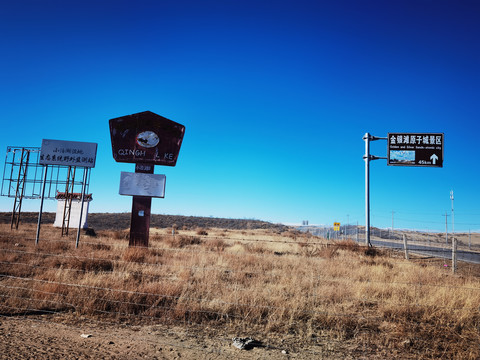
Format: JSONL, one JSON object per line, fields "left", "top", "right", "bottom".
{"left": 40, "top": 139, "right": 97, "bottom": 168}
{"left": 119, "top": 172, "right": 166, "bottom": 198}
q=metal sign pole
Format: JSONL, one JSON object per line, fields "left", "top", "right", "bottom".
{"left": 75, "top": 167, "right": 88, "bottom": 249}
{"left": 35, "top": 165, "right": 48, "bottom": 245}
{"left": 363, "top": 133, "right": 371, "bottom": 247}
{"left": 363, "top": 133, "right": 387, "bottom": 247}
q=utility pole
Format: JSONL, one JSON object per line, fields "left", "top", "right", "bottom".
{"left": 450, "top": 190, "right": 456, "bottom": 273}
{"left": 445, "top": 212, "right": 449, "bottom": 244}
{"left": 450, "top": 190, "right": 455, "bottom": 235}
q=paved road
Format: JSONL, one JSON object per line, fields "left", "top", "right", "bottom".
{"left": 369, "top": 239, "right": 480, "bottom": 264}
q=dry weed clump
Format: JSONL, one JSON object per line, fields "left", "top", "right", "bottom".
{"left": 195, "top": 227, "right": 208, "bottom": 236}
{"left": 122, "top": 247, "right": 150, "bottom": 263}
{"left": 98, "top": 229, "right": 129, "bottom": 240}
{"left": 69, "top": 257, "right": 114, "bottom": 273}
{"left": 1, "top": 223, "right": 480, "bottom": 358}
{"left": 203, "top": 238, "right": 227, "bottom": 252}
{"left": 164, "top": 235, "right": 202, "bottom": 248}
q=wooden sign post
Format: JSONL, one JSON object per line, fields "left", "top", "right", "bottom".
{"left": 109, "top": 111, "right": 185, "bottom": 247}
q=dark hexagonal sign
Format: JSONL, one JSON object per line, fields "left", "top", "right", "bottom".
{"left": 109, "top": 111, "right": 185, "bottom": 166}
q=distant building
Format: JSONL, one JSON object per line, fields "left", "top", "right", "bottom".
{"left": 53, "top": 192, "right": 92, "bottom": 229}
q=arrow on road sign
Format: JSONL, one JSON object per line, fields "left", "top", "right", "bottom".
{"left": 430, "top": 153, "right": 438, "bottom": 165}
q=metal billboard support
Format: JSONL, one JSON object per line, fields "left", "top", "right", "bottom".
{"left": 2, "top": 144, "right": 95, "bottom": 246}
{"left": 35, "top": 139, "right": 97, "bottom": 246}
{"left": 36, "top": 165, "right": 48, "bottom": 245}
{"left": 76, "top": 168, "right": 89, "bottom": 248}
{"left": 61, "top": 166, "right": 76, "bottom": 236}
{"left": 11, "top": 148, "right": 30, "bottom": 229}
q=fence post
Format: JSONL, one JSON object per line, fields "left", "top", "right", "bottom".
{"left": 452, "top": 236, "right": 457, "bottom": 274}
{"left": 403, "top": 234, "right": 409, "bottom": 260}
{"left": 356, "top": 222, "right": 359, "bottom": 243}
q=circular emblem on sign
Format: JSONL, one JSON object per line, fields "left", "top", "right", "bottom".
{"left": 136, "top": 131, "right": 159, "bottom": 148}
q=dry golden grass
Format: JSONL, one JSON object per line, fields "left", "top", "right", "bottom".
{"left": 1, "top": 223, "right": 480, "bottom": 358}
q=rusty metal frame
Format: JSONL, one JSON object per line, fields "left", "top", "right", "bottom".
{"left": 10, "top": 148, "right": 30, "bottom": 229}
{"left": 1, "top": 147, "right": 43, "bottom": 200}
{"left": 61, "top": 166, "right": 76, "bottom": 236}
{"left": 1, "top": 146, "right": 91, "bottom": 229}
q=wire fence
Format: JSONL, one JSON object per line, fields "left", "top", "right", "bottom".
{"left": 1, "top": 228, "right": 480, "bottom": 358}
{"left": 303, "top": 225, "right": 480, "bottom": 255}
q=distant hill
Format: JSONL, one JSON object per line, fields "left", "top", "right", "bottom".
{"left": 0, "top": 212, "right": 289, "bottom": 231}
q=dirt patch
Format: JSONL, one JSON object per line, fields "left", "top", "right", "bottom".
{"left": 0, "top": 314, "right": 368, "bottom": 359}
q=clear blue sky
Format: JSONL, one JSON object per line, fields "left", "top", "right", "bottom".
{"left": 1, "top": 0, "right": 479, "bottom": 232}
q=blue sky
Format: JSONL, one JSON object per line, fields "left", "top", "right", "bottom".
{"left": 1, "top": 0, "right": 479, "bottom": 232}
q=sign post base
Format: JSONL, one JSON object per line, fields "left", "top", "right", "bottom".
{"left": 130, "top": 195, "right": 152, "bottom": 247}
{"left": 129, "top": 163, "right": 154, "bottom": 248}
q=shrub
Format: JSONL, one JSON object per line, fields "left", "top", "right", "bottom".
{"left": 196, "top": 228, "right": 208, "bottom": 236}
{"left": 69, "top": 257, "right": 114, "bottom": 273}
{"left": 205, "top": 238, "right": 227, "bottom": 252}
{"left": 165, "top": 235, "right": 202, "bottom": 248}
{"left": 122, "top": 247, "right": 149, "bottom": 263}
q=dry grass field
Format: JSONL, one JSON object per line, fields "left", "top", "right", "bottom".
{"left": 1, "top": 214, "right": 480, "bottom": 359}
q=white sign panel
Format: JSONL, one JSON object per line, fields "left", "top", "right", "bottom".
{"left": 40, "top": 139, "right": 97, "bottom": 168}
{"left": 119, "top": 172, "right": 166, "bottom": 198}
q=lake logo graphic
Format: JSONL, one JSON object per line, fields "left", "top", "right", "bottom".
{"left": 136, "top": 131, "right": 160, "bottom": 148}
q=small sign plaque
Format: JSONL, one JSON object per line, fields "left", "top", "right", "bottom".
{"left": 119, "top": 172, "right": 166, "bottom": 198}
{"left": 388, "top": 133, "right": 443, "bottom": 167}
{"left": 334, "top": 222, "right": 340, "bottom": 231}
{"left": 40, "top": 139, "right": 97, "bottom": 168}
